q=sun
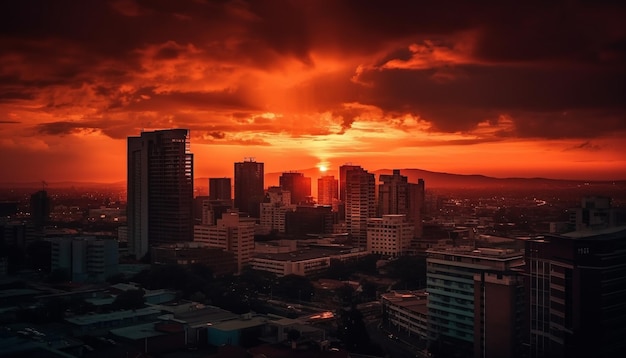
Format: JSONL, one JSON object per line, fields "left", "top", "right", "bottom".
{"left": 319, "top": 165, "right": 328, "bottom": 172}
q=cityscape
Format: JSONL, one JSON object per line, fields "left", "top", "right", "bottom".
{"left": 1, "top": 1, "right": 626, "bottom": 358}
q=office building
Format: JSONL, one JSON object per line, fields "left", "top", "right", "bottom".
{"left": 317, "top": 175, "right": 338, "bottom": 206}
{"left": 260, "top": 187, "right": 295, "bottom": 234}
{"left": 339, "top": 164, "right": 361, "bottom": 202}
{"left": 127, "top": 129, "right": 194, "bottom": 260}
{"left": 30, "top": 190, "right": 50, "bottom": 228}
{"left": 344, "top": 166, "right": 376, "bottom": 248}
{"left": 279, "top": 172, "right": 311, "bottom": 205}
{"left": 209, "top": 178, "right": 232, "bottom": 201}
{"left": 525, "top": 227, "right": 626, "bottom": 358}
{"left": 285, "top": 205, "right": 337, "bottom": 237}
{"left": 378, "top": 170, "right": 425, "bottom": 238}
{"left": 427, "top": 246, "right": 524, "bottom": 357}
{"left": 194, "top": 211, "right": 255, "bottom": 274}
{"left": 50, "top": 236, "right": 119, "bottom": 283}
{"left": 381, "top": 290, "right": 429, "bottom": 341}
{"left": 367, "top": 214, "right": 414, "bottom": 256}
{"left": 569, "top": 196, "right": 618, "bottom": 231}
{"left": 151, "top": 243, "right": 236, "bottom": 276}
{"left": 234, "top": 159, "right": 264, "bottom": 218}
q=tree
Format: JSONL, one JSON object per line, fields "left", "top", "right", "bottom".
{"left": 337, "top": 305, "right": 370, "bottom": 353}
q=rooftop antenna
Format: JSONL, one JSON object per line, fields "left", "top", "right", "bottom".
{"left": 42, "top": 180, "right": 48, "bottom": 191}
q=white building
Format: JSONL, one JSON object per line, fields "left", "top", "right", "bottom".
{"left": 251, "top": 247, "right": 368, "bottom": 277}
{"left": 260, "top": 187, "right": 295, "bottom": 234}
{"left": 367, "top": 214, "right": 414, "bottom": 256}
{"left": 381, "top": 290, "right": 429, "bottom": 341}
{"left": 49, "top": 236, "right": 119, "bottom": 282}
{"left": 194, "top": 211, "right": 255, "bottom": 274}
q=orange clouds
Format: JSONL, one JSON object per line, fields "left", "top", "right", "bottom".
{"left": 0, "top": 0, "right": 625, "bottom": 183}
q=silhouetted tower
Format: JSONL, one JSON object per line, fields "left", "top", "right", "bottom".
{"left": 234, "top": 158, "right": 264, "bottom": 218}
{"left": 127, "top": 129, "right": 194, "bottom": 260}
{"left": 29, "top": 190, "right": 50, "bottom": 228}
{"left": 209, "top": 178, "right": 232, "bottom": 201}
{"left": 318, "top": 175, "right": 338, "bottom": 206}
{"left": 379, "top": 170, "right": 425, "bottom": 237}
{"left": 279, "top": 172, "right": 311, "bottom": 205}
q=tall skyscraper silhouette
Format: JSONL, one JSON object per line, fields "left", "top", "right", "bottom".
{"left": 317, "top": 175, "right": 338, "bottom": 206}
{"left": 279, "top": 172, "right": 311, "bottom": 205}
{"left": 127, "top": 129, "right": 194, "bottom": 260}
{"left": 29, "top": 190, "right": 50, "bottom": 228}
{"left": 234, "top": 158, "right": 264, "bottom": 218}
{"left": 339, "top": 164, "right": 361, "bottom": 202}
{"left": 344, "top": 166, "right": 376, "bottom": 248}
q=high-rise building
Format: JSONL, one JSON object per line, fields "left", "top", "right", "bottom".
{"left": 426, "top": 247, "right": 525, "bottom": 358}
{"left": 345, "top": 166, "right": 376, "bottom": 247}
{"left": 234, "top": 159, "right": 264, "bottom": 218}
{"left": 525, "top": 227, "right": 626, "bottom": 358}
{"left": 367, "top": 214, "right": 414, "bottom": 256}
{"left": 209, "top": 178, "right": 232, "bottom": 201}
{"left": 339, "top": 164, "right": 361, "bottom": 202}
{"left": 317, "top": 175, "right": 338, "bottom": 206}
{"left": 260, "top": 187, "right": 295, "bottom": 234}
{"left": 378, "top": 170, "right": 425, "bottom": 238}
{"left": 285, "top": 205, "right": 337, "bottom": 237}
{"left": 29, "top": 190, "right": 50, "bottom": 228}
{"left": 279, "top": 172, "right": 311, "bottom": 205}
{"left": 127, "top": 129, "right": 194, "bottom": 260}
{"left": 194, "top": 211, "right": 255, "bottom": 274}
{"left": 569, "top": 196, "right": 617, "bottom": 231}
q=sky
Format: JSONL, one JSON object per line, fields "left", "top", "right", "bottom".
{"left": 1, "top": 0, "right": 625, "bottom": 183}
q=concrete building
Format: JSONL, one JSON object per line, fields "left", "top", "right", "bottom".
{"left": 569, "top": 196, "right": 618, "bottom": 231}
{"left": 426, "top": 246, "right": 524, "bottom": 357}
{"left": 260, "top": 187, "right": 295, "bottom": 234}
{"left": 127, "top": 129, "right": 194, "bottom": 259}
{"left": 50, "top": 236, "right": 119, "bottom": 283}
{"left": 525, "top": 226, "right": 626, "bottom": 358}
{"left": 151, "top": 242, "right": 236, "bottom": 276}
{"left": 234, "top": 158, "right": 264, "bottom": 218}
{"left": 381, "top": 290, "right": 429, "bottom": 341}
{"left": 317, "top": 175, "right": 338, "bottom": 207}
{"left": 251, "top": 247, "right": 368, "bottom": 277}
{"left": 279, "top": 172, "right": 311, "bottom": 205}
{"left": 367, "top": 214, "right": 414, "bottom": 256}
{"left": 29, "top": 190, "right": 50, "bottom": 228}
{"left": 194, "top": 211, "right": 255, "bottom": 274}
{"left": 378, "top": 170, "right": 425, "bottom": 238}
{"left": 344, "top": 166, "right": 376, "bottom": 248}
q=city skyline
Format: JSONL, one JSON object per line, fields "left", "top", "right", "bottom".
{"left": 1, "top": 1, "right": 625, "bottom": 183}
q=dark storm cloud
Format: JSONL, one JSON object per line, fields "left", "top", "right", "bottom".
{"left": 1, "top": 0, "right": 625, "bottom": 142}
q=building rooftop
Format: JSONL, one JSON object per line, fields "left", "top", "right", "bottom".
{"left": 427, "top": 246, "right": 523, "bottom": 261}
{"left": 210, "top": 316, "right": 268, "bottom": 332}
{"left": 562, "top": 225, "right": 626, "bottom": 239}
{"left": 172, "top": 305, "right": 239, "bottom": 328}
{"left": 110, "top": 322, "right": 165, "bottom": 340}
{"left": 253, "top": 247, "right": 360, "bottom": 262}
{"left": 65, "top": 307, "right": 161, "bottom": 326}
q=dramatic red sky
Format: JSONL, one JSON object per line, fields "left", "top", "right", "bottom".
{"left": 1, "top": 0, "right": 625, "bottom": 183}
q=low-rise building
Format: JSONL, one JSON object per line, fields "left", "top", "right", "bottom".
{"left": 381, "top": 290, "right": 428, "bottom": 341}
{"left": 251, "top": 247, "right": 368, "bottom": 277}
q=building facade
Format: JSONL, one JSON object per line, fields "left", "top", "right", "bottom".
{"left": 50, "top": 236, "right": 119, "bottom": 282}
{"left": 279, "top": 172, "right": 311, "bottom": 205}
{"left": 234, "top": 159, "right": 264, "bottom": 218}
{"left": 378, "top": 170, "right": 425, "bottom": 238}
{"left": 367, "top": 214, "right": 414, "bottom": 256}
{"left": 426, "top": 247, "right": 524, "bottom": 357}
{"left": 194, "top": 211, "right": 255, "bottom": 274}
{"left": 344, "top": 167, "right": 376, "bottom": 248}
{"left": 127, "top": 129, "right": 194, "bottom": 259}
{"left": 317, "top": 175, "right": 338, "bottom": 207}
{"left": 525, "top": 227, "right": 626, "bottom": 358}
{"left": 209, "top": 178, "right": 232, "bottom": 201}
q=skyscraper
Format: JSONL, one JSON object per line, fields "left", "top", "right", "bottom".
{"left": 279, "top": 172, "right": 311, "bottom": 205}
{"left": 339, "top": 164, "right": 361, "bottom": 202}
{"left": 317, "top": 175, "right": 338, "bottom": 206}
{"left": 127, "top": 129, "right": 194, "bottom": 260}
{"left": 345, "top": 166, "right": 376, "bottom": 247}
{"left": 29, "top": 190, "right": 50, "bottom": 228}
{"left": 378, "top": 170, "right": 425, "bottom": 238}
{"left": 234, "top": 158, "right": 264, "bottom": 218}
{"left": 209, "top": 177, "right": 232, "bottom": 201}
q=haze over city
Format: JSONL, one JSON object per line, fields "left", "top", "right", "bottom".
{"left": 1, "top": 0, "right": 625, "bottom": 184}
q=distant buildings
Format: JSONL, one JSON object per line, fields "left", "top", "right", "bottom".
{"left": 209, "top": 177, "right": 232, "bottom": 201}
{"left": 569, "top": 196, "right": 617, "bottom": 231}
{"left": 234, "top": 159, "right": 264, "bottom": 218}
{"left": 378, "top": 170, "right": 425, "bottom": 238}
{"left": 194, "top": 211, "right": 255, "bottom": 274}
{"left": 127, "top": 129, "right": 194, "bottom": 260}
{"left": 50, "top": 236, "right": 119, "bottom": 283}
{"left": 367, "top": 214, "right": 414, "bottom": 256}
{"left": 279, "top": 172, "right": 311, "bottom": 205}
{"left": 317, "top": 175, "right": 338, "bottom": 206}
{"left": 151, "top": 243, "right": 236, "bottom": 276}
{"left": 285, "top": 206, "right": 336, "bottom": 237}
{"left": 260, "top": 187, "right": 295, "bottom": 234}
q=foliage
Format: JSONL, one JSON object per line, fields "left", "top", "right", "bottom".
{"left": 386, "top": 256, "right": 427, "bottom": 290}
{"left": 336, "top": 305, "right": 371, "bottom": 353}
{"left": 112, "top": 289, "right": 145, "bottom": 310}
{"left": 275, "top": 274, "right": 315, "bottom": 302}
